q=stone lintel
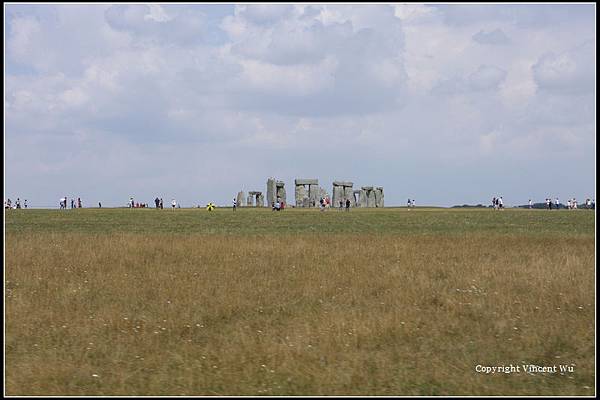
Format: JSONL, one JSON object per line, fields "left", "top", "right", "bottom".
{"left": 361, "top": 186, "right": 374, "bottom": 191}
{"left": 295, "top": 179, "right": 318, "bottom": 186}
{"left": 333, "top": 181, "right": 353, "bottom": 187}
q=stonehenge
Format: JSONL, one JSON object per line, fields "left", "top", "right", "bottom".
{"left": 267, "top": 178, "right": 286, "bottom": 207}
{"left": 238, "top": 179, "right": 382, "bottom": 208}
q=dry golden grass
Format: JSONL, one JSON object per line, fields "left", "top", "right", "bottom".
{"left": 5, "top": 231, "right": 595, "bottom": 395}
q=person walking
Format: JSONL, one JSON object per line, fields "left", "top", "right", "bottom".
{"left": 24, "top": 199, "right": 28, "bottom": 209}
{"left": 233, "top": 198, "right": 237, "bottom": 212}
{"left": 555, "top": 197, "right": 559, "bottom": 210}
{"left": 171, "top": 199, "right": 176, "bottom": 209}
{"left": 345, "top": 198, "right": 351, "bottom": 212}
{"left": 528, "top": 199, "right": 532, "bottom": 209}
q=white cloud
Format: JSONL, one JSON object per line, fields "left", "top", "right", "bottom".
{"left": 5, "top": 4, "right": 595, "bottom": 207}
{"left": 473, "top": 28, "right": 510, "bottom": 45}
{"left": 468, "top": 65, "right": 507, "bottom": 91}
{"left": 532, "top": 40, "right": 595, "bottom": 94}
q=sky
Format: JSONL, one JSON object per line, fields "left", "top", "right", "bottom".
{"left": 4, "top": 3, "right": 596, "bottom": 207}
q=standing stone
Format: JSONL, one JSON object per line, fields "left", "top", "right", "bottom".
{"left": 247, "top": 195, "right": 254, "bottom": 207}
{"left": 309, "top": 184, "right": 319, "bottom": 207}
{"left": 375, "top": 187, "right": 384, "bottom": 208}
{"left": 344, "top": 186, "right": 354, "bottom": 206}
{"left": 295, "top": 185, "right": 307, "bottom": 207}
{"left": 353, "top": 190, "right": 361, "bottom": 207}
{"left": 359, "top": 190, "right": 368, "bottom": 208}
{"left": 332, "top": 184, "right": 344, "bottom": 207}
{"left": 276, "top": 181, "right": 286, "bottom": 204}
{"left": 237, "top": 191, "right": 245, "bottom": 207}
{"left": 257, "top": 193, "right": 264, "bottom": 207}
{"left": 266, "top": 178, "right": 276, "bottom": 207}
{"left": 367, "top": 189, "right": 376, "bottom": 208}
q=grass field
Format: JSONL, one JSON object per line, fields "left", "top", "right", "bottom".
{"left": 4, "top": 207, "right": 596, "bottom": 396}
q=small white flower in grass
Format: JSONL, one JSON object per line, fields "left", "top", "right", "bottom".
{"left": 92, "top": 374, "right": 99, "bottom": 378}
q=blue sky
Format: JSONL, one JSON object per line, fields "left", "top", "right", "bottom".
{"left": 4, "top": 3, "right": 596, "bottom": 207}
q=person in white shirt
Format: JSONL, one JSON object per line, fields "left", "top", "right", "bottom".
{"left": 171, "top": 199, "right": 176, "bottom": 209}
{"left": 233, "top": 198, "right": 237, "bottom": 212}
{"left": 555, "top": 198, "right": 559, "bottom": 210}
{"left": 529, "top": 199, "right": 532, "bottom": 209}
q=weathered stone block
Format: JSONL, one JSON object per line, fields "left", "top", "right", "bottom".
{"left": 295, "top": 179, "right": 318, "bottom": 186}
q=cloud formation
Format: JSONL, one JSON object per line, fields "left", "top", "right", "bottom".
{"left": 5, "top": 4, "right": 596, "bottom": 207}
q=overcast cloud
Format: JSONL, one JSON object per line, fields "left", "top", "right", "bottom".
{"left": 4, "top": 3, "right": 596, "bottom": 207}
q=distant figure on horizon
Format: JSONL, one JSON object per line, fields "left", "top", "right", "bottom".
{"left": 172, "top": 199, "right": 176, "bottom": 209}
{"left": 346, "top": 198, "right": 351, "bottom": 212}
{"left": 408, "top": 198, "right": 411, "bottom": 209}
{"left": 498, "top": 197, "right": 503, "bottom": 210}
{"left": 233, "top": 198, "right": 237, "bottom": 212}
{"left": 71, "top": 198, "right": 75, "bottom": 209}
{"left": 160, "top": 198, "right": 163, "bottom": 209}
{"left": 78, "top": 197, "right": 82, "bottom": 208}
{"left": 555, "top": 198, "right": 559, "bottom": 210}
{"left": 24, "top": 199, "right": 28, "bottom": 209}
{"left": 99, "top": 202, "right": 102, "bottom": 208}
{"left": 529, "top": 199, "right": 532, "bottom": 209}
